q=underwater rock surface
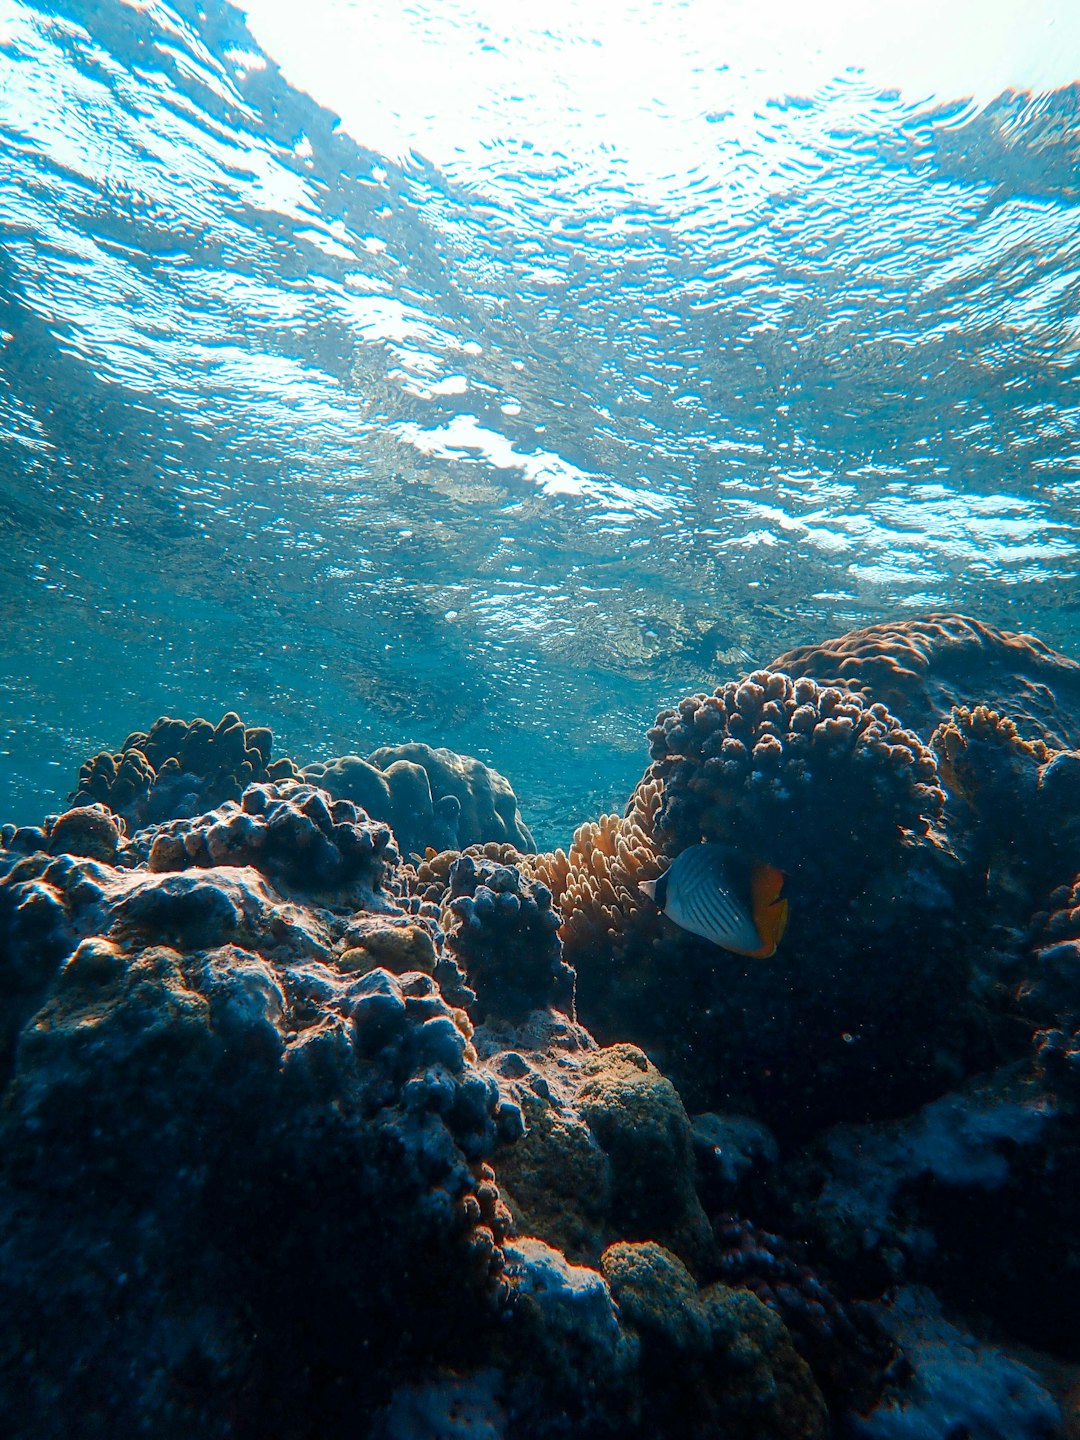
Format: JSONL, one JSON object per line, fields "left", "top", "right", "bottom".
{"left": 2, "top": 612, "right": 1080, "bottom": 1438}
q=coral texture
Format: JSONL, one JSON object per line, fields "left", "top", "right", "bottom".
{"left": 70, "top": 712, "right": 300, "bottom": 829}
{"left": 642, "top": 669, "right": 945, "bottom": 874}
{"left": 712, "top": 1217, "right": 897, "bottom": 1413}
{"left": 528, "top": 777, "right": 666, "bottom": 968}
{"left": 849, "top": 1287, "right": 1061, "bottom": 1440}
{"left": 0, "top": 833, "right": 520, "bottom": 1438}
{"left": 304, "top": 742, "right": 535, "bottom": 857}
{"left": 770, "top": 612, "right": 1080, "bottom": 751}
{"left": 443, "top": 853, "right": 573, "bottom": 1023}
{"left": 6, "top": 605, "right": 1080, "bottom": 1440}
{"left": 1024, "top": 874, "right": 1080, "bottom": 1087}
{"left": 600, "top": 1240, "right": 829, "bottom": 1440}
{"left": 781, "top": 1061, "right": 1080, "bottom": 1353}
{"left": 144, "top": 779, "right": 399, "bottom": 903}
{"left": 931, "top": 705, "right": 1080, "bottom": 910}
{"left": 473, "top": 1012, "right": 713, "bottom": 1269}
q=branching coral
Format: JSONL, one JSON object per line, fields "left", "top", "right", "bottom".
{"left": 528, "top": 777, "right": 667, "bottom": 967}
{"left": 643, "top": 670, "right": 946, "bottom": 877}
{"left": 443, "top": 853, "right": 572, "bottom": 1024}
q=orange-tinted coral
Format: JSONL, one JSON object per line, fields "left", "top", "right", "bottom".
{"left": 771, "top": 612, "right": 1080, "bottom": 750}
{"left": 528, "top": 777, "right": 667, "bottom": 967}
{"left": 933, "top": 704, "right": 1050, "bottom": 798}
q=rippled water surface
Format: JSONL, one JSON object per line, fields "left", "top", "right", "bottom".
{"left": 2, "top": 0, "right": 1079, "bottom": 843}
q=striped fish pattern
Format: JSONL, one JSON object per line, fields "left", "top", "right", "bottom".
{"left": 639, "top": 843, "right": 788, "bottom": 958}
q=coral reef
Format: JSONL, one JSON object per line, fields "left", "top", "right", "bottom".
{"left": 70, "top": 712, "right": 300, "bottom": 829}
{"left": 442, "top": 853, "right": 572, "bottom": 1024}
{"left": 143, "top": 779, "right": 399, "bottom": 904}
{"left": 779, "top": 1060, "right": 1080, "bottom": 1354}
{"left": 475, "top": 1012, "right": 714, "bottom": 1270}
{"left": 1018, "top": 874, "right": 1080, "bottom": 1029}
{"left": 642, "top": 669, "right": 946, "bottom": 872}
{"left": 7, "top": 608, "right": 1080, "bottom": 1439}
{"left": 599, "top": 1240, "right": 829, "bottom": 1439}
{"left": 303, "top": 741, "right": 535, "bottom": 857}
{"left": 931, "top": 705, "right": 1080, "bottom": 915}
{"left": 0, "top": 826, "right": 520, "bottom": 1437}
{"left": 770, "top": 612, "right": 1080, "bottom": 751}
{"left": 712, "top": 1216, "right": 898, "bottom": 1413}
{"left": 72, "top": 719, "right": 536, "bottom": 871}
{"left": 555, "top": 673, "right": 973, "bottom": 1134}
{"left": 528, "top": 776, "right": 667, "bottom": 964}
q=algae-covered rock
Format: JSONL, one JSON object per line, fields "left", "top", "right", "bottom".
{"left": 0, "top": 839, "right": 517, "bottom": 1438}
{"left": 575, "top": 1043, "right": 713, "bottom": 1267}
{"left": 476, "top": 1014, "right": 712, "bottom": 1270}
{"left": 601, "top": 1240, "right": 829, "bottom": 1440}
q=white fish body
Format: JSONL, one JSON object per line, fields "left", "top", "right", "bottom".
{"left": 639, "top": 843, "right": 762, "bottom": 953}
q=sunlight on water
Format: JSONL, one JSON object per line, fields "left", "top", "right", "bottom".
{"left": 239, "top": 0, "right": 1080, "bottom": 186}
{"left": 1, "top": 0, "right": 1079, "bottom": 843}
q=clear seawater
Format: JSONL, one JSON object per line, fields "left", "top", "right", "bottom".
{"left": 1, "top": 0, "right": 1079, "bottom": 848}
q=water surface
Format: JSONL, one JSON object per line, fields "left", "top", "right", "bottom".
{"left": 1, "top": 0, "right": 1079, "bottom": 844}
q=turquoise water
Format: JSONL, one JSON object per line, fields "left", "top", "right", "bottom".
{"left": 2, "top": 0, "right": 1079, "bottom": 847}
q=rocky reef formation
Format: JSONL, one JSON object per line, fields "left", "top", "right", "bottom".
{"left": 70, "top": 720, "right": 535, "bottom": 862}
{"left": 4, "top": 611, "right": 1080, "bottom": 1439}
{"left": 304, "top": 741, "right": 536, "bottom": 856}
{"left": 0, "top": 836, "right": 518, "bottom": 1436}
{"left": 70, "top": 711, "right": 301, "bottom": 829}
{"left": 771, "top": 612, "right": 1080, "bottom": 752}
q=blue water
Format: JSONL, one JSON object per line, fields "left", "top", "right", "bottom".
{"left": 2, "top": 0, "right": 1080, "bottom": 847}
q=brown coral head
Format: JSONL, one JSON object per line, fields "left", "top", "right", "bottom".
{"left": 644, "top": 670, "right": 946, "bottom": 878}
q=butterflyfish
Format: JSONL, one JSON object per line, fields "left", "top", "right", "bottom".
{"left": 638, "top": 843, "right": 788, "bottom": 958}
